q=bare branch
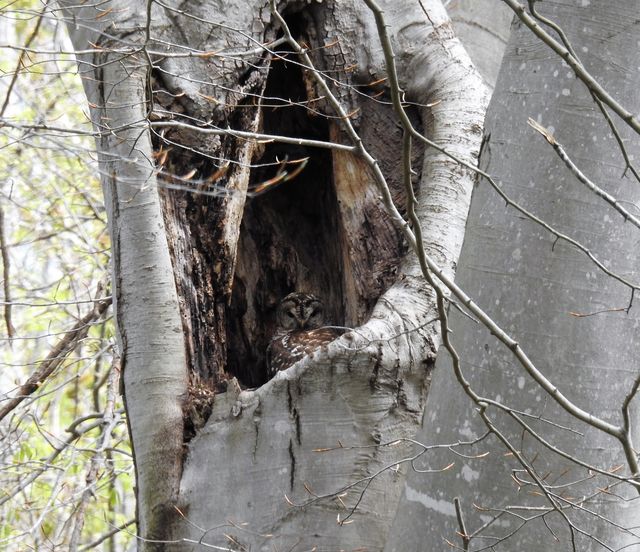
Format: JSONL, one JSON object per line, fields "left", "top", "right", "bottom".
{"left": 528, "top": 119, "right": 640, "bottom": 231}
{"left": 502, "top": 0, "right": 640, "bottom": 137}
{"left": 0, "top": 201, "right": 14, "bottom": 338}
{"left": 0, "top": 294, "right": 111, "bottom": 422}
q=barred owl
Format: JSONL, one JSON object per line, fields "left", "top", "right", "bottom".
{"left": 266, "top": 292, "right": 340, "bottom": 377}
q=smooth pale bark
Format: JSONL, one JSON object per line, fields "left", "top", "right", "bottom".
{"left": 93, "top": 67, "right": 189, "bottom": 543}
{"left": 59, "top": 4, "right": 189, "bottom": 543}
{"left": 386, "top": 1, "right": 640, "bottom": 550}
{"left": 448, "top": 0, "right": 513, "bottom": 89}
{"left": 100, "top": 62, "right": 188, "bottom": 543}
{"left": 389, "top": 0, "right": 489, "bottom": 280}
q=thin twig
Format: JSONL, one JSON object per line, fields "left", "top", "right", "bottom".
{"left": 150, "top": 121, "right": 356, "bottom": 152}
{"left": 0, "top": 1, "right": 49, "bottom": 117}
{"left": 526, "top": 0, "right": 640, "bottom": 184}
{"left": 502, "top": 0, "right": 640, "bottom": 136}
{"left": 454, "top": 497, "right": 471, "bottom": 551}
{"left": 69, "top": 361, "right": 121, "bottom": 551}
{"left": 528, "top": 119, "right": 640, "bottom": 231}
{"left": 77, "top": 518, "right": 137, "bottom": 551}
{"left": 0, "top": 201, "right": 15, "bottom": 338}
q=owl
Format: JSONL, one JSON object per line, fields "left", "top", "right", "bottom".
{"left": 266, "top": 292, "right": 340, "bottom": 377}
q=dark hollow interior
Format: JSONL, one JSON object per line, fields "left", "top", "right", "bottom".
{"left": 226, "top": 47, "right": 345, "bottom": 388}
{"left": 154, "top": 10, "right": 411, "bottom": 394}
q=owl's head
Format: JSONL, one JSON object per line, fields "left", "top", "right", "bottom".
{"left": 276, "top": 292, "right": 325, "bottom": 331}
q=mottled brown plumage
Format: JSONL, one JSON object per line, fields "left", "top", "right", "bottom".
{"left": 267, "top": 292, "right": 339, "bottom": 376}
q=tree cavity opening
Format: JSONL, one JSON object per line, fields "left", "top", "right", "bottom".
{"left": 228, "top": 38, "right": 345, "bottom": 388}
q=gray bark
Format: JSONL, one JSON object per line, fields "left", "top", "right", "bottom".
{"left": 386, "top": 1, "right": 640, "bottom": 550}
{"left": 448, "top": 0, "right": 513, "bottom": 89}
{"left": 59, "top": 3, "right": 189, "bottom": 543}
{"left": 100, "top": 64, "right": 188, "bottom": 543}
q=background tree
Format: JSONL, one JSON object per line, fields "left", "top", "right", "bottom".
{"left": 388, "top": 1, "right": 640, "bottom": 550}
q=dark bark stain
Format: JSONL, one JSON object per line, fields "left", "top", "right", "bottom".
{"left": 395, "top": 377, "right": 408, "bottom": 411}
{"left": 369, "top": 342, "right": 384, "bottom": 390}
{"left": 288, "top": 438, "right": 296, "bottom": 491}
{"left": 287, "top": 381, "right": 302, "bottom": 445}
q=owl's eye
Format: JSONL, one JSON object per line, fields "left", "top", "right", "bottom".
{"left": 286, "top": 312, "right": 296, "bottom": 318}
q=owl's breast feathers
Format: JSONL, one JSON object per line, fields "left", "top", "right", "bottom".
{"left": 267, "top": 327, "right": 341, "bottom": 377}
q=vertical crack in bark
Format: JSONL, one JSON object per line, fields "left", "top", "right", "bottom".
{"left": 287, "top": 380, "right": 294, "bottom": 412}
{"left": 293, "top": 407, "right": 301, "bottom": 446}
{"left": 288, "top": 439, "right": 296, "bottom": 491}
{"left": 287, "top": 381, "right": 302, "bottom": 445}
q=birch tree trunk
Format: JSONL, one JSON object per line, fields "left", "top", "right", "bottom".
{"left": 57, "top": 0, "right": 489, "bottom": 550}
{"left": 58, "top": 3, "right": 189, "bottom": 542}
{"left": 386, "top": 1, "right": 640, "bottom": 550}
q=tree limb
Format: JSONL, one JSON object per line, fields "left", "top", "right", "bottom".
{"left": 0, "top": 295, "right": 111, "bottom": 423}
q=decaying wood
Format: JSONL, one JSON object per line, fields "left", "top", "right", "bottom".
{"left": 151, "top": 4, "right": 417, "bottom": 393}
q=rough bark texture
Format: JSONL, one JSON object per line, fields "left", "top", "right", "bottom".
{"left": 386, "top": 2, "right": 640, "bottom": 550}
{"left": 148, "top": 2, "right": 415, "bottom": 394}
{"left": 150, "top": 4, "right": 277, "bottom": 389}
{"left": 227, "top": 44, "right": 417, "bottom": 387}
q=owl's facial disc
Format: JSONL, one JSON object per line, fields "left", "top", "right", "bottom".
{"left": 276, "top": 292, "right": 324, "bottom": 331}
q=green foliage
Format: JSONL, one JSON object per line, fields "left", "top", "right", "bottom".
{"left": 0, "top": 2, "right": 135, "bottom": 550}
